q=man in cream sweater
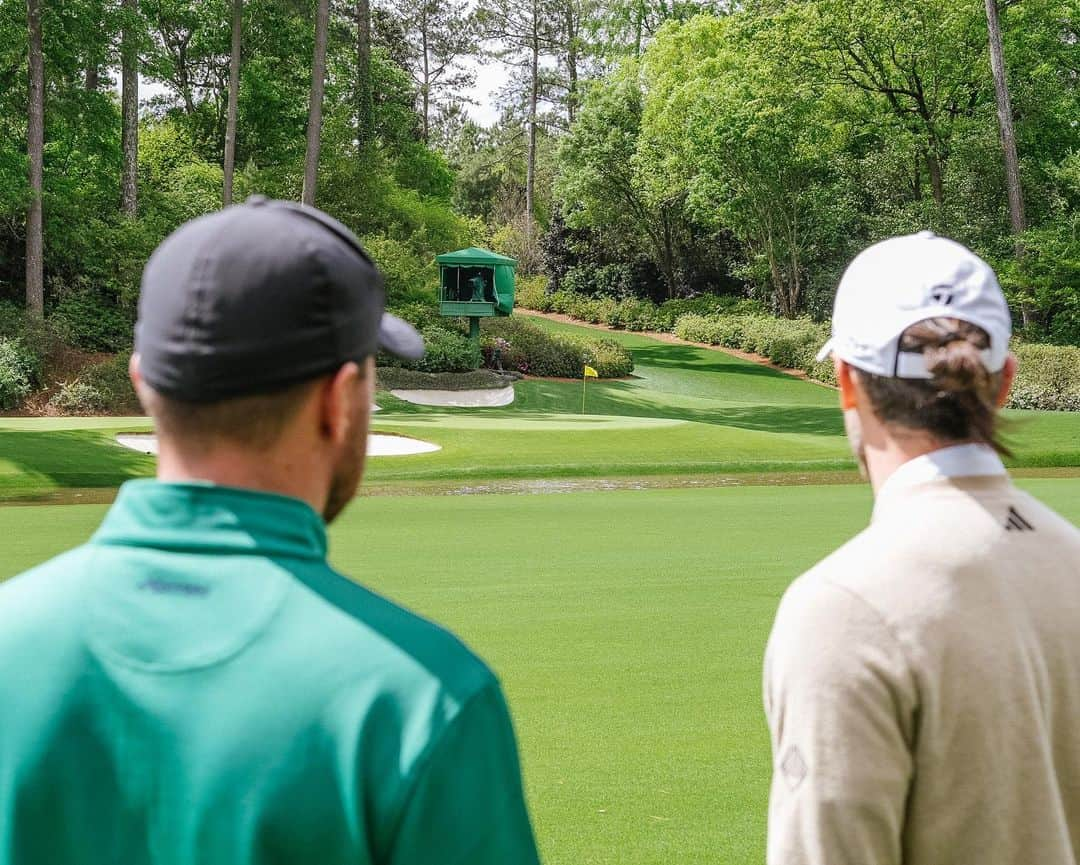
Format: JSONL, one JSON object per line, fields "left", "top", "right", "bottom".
{"left": 764, "top": 232, "right": 1080, "bottom": 865}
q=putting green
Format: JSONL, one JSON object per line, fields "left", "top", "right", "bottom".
{"left": 2, "top": 479, "right": 1077, "bottom": 864}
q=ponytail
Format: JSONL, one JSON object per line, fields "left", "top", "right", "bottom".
{"left": 860, "top": 318, "right": 1010, "bottom": 456}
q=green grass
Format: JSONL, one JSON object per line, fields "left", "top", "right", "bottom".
{"left": 0, "top": 320, "right": 1076, "bottom": 500}
{"left": 2, "top": 479, "right": 1078, "bottom": 864}
{"left": 0, "top": 322, "right": 1077, "bottom": 862}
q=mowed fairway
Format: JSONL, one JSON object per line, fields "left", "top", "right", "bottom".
{"left": 2, "top": 480, "right": 1079, "bottom": 864}
{"left": 0, "top": 324, "right": 1077, "bottom": 863}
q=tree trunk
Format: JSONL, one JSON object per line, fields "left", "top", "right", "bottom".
{"left": 356, "top": 0, "right": 373, "bottom": 151}
{"left": 223, "top": 0, "right": 242, "bottom": 205}
{"left": 420, "top": 9, "right": 431, "bottom": 143}
{"left": 120, "top": 0, "right": 139, "bottom": 218}
{"left": 303, "top": 0, "right": 330, "bottom": 206}
{"left": 925, "top": 148, "right": 944, "bottom": 208}
{"left": 85, "top": 64, "right": 99, "bottom": 90}
{"left": 26, "top": 0, "right": 44, "bottom": 317}
{"left": 985, "top": 0, "right": 1026, "bottom": 242}
{"left": 525, "top": 0, "right": 539, "bottom": 246}
{"left": 565, "top": 2, "right": 578, "bottom": 124}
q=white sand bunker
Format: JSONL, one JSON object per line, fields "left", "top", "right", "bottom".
{"left": 390, "top": 386, "right": 514, "bottom": 408}
{"left": 115, "top": 433, "right": 439, "bottom": 457}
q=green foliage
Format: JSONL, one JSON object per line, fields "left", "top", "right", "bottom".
{"left": 998, "top": 153, "right": 1080, "bottom": 345}
{"left": 0, "top": 301, "right": 50, "bottom": 388}
{"left": 78, "top": 353, "right": 140, "bottom": 413}
{"left": 547, "top": 1, "right": 1079, "bottom": 327}
{"left": 393, "top": 142, "right": 455, "bottom": 201}
{"left": 518, "top": 281, "right": 765, "bottom": 332}
{"left": 364, "top": 236, "right": 437, "bottom": 306}
{"left": 0, "top": 338, "right": 32, "bottom": 409}
{"left": 483, "top": 317, "right": 634, "bottom": 378}
{"left": 375, "top": 366, "right": 515, "bottom": 392}
{"left": 1008, "top": 343, "right": 1080, "bottom": 412}
{"left": 675, "top": 313, "right": 834, "bottom": 383}
{"left": 413, "top": 326, "right": 482, "bottom": 373}
{"left": 380, "top": 323, "right": 480, "bottom": 374}
{"left": 48, "top": 380, "right": 108, "bottom": 414}
{"left": 514, "top": 275, "right": 550, "bottom": 311}
{"left": 50, "top": 289, "right": 134, "bottom": 352}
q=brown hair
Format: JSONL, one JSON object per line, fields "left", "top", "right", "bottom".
{"left": 859, "top": 318, "right": 1011, "bottom": 456}
{"left": 138, "top": 379, "right": 322, "bottom": 451}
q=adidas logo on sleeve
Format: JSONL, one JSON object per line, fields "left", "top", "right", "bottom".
{"left": 1004, "top": 506, "right": 1034, "bottom": 532}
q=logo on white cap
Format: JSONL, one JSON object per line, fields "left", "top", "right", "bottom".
{"left": 816, "top": 232, "right": 1012, "bottom": 379}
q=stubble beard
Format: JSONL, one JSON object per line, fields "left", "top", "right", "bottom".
{"left": 323, "top": 439, "right": 365, "bottom": 524}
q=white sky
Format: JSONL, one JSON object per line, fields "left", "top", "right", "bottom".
{"left": 462, "top": 57, "right": 506, "bottom": 126}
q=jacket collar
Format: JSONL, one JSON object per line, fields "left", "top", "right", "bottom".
{"left": 873, "top": 444, "right": 1010, "bottom": 522}
{"left": 92, "top": 480, "right": 327, "bottom": 560}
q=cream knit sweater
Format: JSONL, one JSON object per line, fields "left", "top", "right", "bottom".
{"left": 765, "top": 473, "right": 1080, "bottom": 865}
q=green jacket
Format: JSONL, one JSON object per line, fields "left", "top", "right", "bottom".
{"left": 0, "top": 480, "right": 540, "bottom": 865}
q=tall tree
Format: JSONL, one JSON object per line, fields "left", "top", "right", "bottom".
{"left": 984, "top": 0, "right": 1025, "bottom": 246}
{"left": 478, "top": 0, "right": 556, "bottom": 243}
{"left": 799, "top": 0, "right": 986, "bottom": 209}
{"left": 557, "top": 62, "right": 687, "bottom": 297}
{"left": 388, "top": 0, "right": 476, "bottom": 143}
{"left": 120, "top": 0, "right": 139, "bottom": 217}
{"left": 356, "top": 0, "right": 374, "bottom": 150}
{"left": 25, "top": 0, "right": 45, "bottom": 316}
{"left": 223, "top": 0, "right": 242, "bottom": 205}
{"left": 557, "top": 0, "right": 583, "bottom": 124}
{"left": 303, "top": 0, "right": 330, "bottom": 206}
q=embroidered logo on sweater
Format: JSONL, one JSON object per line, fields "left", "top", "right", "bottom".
{"left": 780, "top": 745, "right": 808, "bottom": 790}
{"left": 1004, "top": 507, "right": 1034, "bottom": 532}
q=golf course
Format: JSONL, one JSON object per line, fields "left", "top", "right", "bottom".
{"left": 2, "top": 316, "right": 1078, "bottom": 865}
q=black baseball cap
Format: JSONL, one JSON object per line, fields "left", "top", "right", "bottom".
{"left": 135, "top": 196, "right": 424, "bottom": 402}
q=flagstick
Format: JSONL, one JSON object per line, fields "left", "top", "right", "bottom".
{"left": 581, "top": 373, "right": 587, "bottom": 415}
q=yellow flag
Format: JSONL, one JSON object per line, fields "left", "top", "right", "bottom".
{"left": 584, "top": 365, "right": 599, "bottom": 378}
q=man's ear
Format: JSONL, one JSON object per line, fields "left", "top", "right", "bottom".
{"left": 835, "top": 358, "right": 859, "bottom": 411}
{"left": 129, "top": 352, "right": 142, "bottom": 388}
{"left": 320, "top": 362, "right": 363, "bottom": 446}
{"left": 997, "top": 353, "right": 1018, "bottom": 408}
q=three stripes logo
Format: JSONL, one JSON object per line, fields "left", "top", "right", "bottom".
{"left": 1004, "top": 506, "right": 1034, "bottom": 532}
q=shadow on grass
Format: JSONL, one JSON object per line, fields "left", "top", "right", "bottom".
{"left": 511, "top": 380, "right": 846, "bottom": 436}
{"left": 629, "top": 343, "right": 795, "bottom": 379}
{"left": 0, "top": 430, "right": 155, "bottom": 496}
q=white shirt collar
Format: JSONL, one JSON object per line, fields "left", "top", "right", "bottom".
{"left": 877, "top": 443, "right": 1007, "bottom": 499}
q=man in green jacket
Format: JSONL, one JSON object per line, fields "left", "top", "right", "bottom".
{"left": 0, "top": 197, "right": 541, "bottom": 865}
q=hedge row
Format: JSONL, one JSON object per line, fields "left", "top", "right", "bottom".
{"left": 1009, "top": 343, "right": 1080, "bottom": 412}
{"left": 674, "top": 313, "right": 837, "bottom": 385}
{"left": 516, "top": 281, "right": 763, "bottom": 332}
{"left": 481, "top": 317, "right": 634, "bottom": 379}
{"left": 518, "top": 285, "right": 1079, "bottom": 411}
{"left": 375, "top": 367, "right": 517, "bottom": 392}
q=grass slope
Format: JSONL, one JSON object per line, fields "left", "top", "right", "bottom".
{"left": 3, "top": 479, "right": 1078, "bottom": 864}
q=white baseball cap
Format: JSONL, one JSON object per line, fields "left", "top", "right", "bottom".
{"left": 816, "top": 231, "right": 1012, "bottom": 379}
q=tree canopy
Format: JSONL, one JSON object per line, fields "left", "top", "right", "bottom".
{"left": 1, "top": 0, "right": 1076, "bottom": 346}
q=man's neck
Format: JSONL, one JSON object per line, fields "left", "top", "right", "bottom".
{"left": 864, "top": 433, "right": 974, "bottom": 495}
{"left": 156, "top": 445, "right": 326, "bottom": 515}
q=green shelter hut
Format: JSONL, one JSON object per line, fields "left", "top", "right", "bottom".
{"left": 436, "top": 247, "right": 517, "bottom": 341}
